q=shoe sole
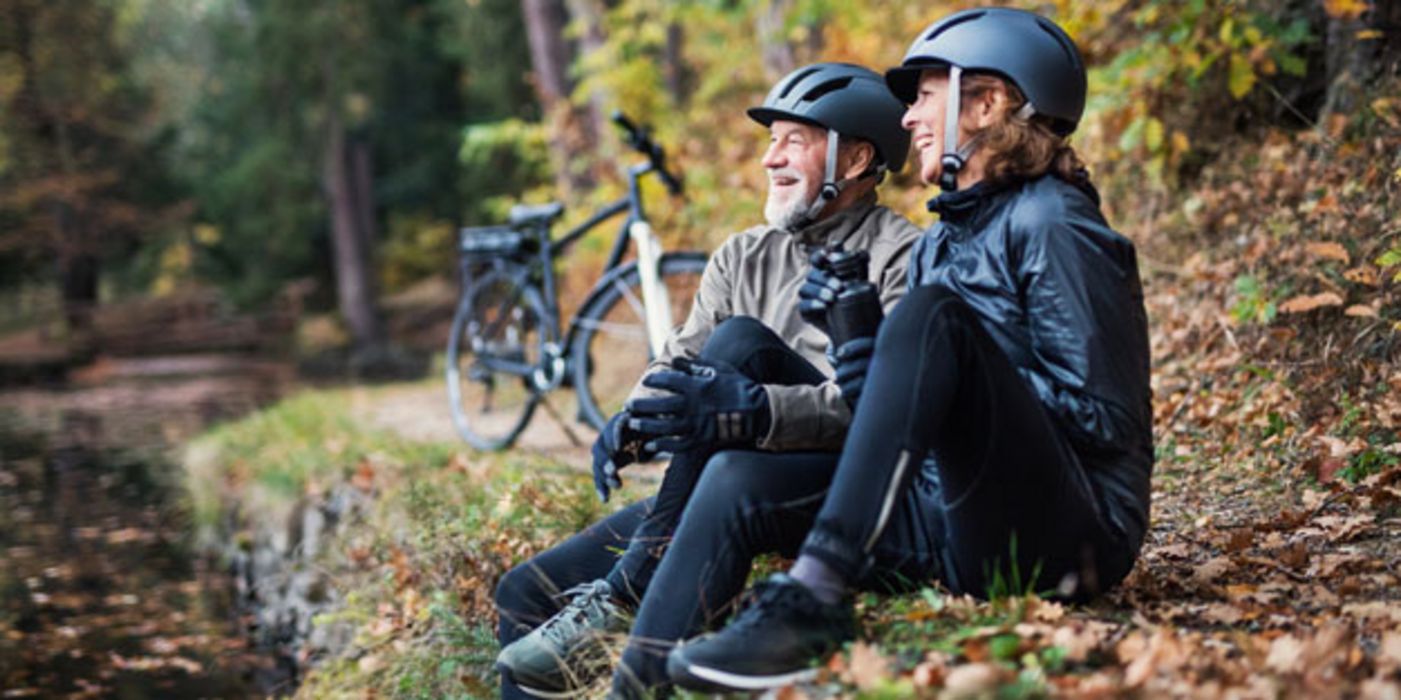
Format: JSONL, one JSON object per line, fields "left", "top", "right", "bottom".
{"left": 498, "top": 663, "right": 590, "bottom": 699}
{"left": 515, "top": 682, "right": 590, "bottom": 699}
{"left": 669, "top": 658, "right": 820, "bottom": 692}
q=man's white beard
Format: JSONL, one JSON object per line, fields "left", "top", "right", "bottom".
{"left": 764, "top": 170, "right": 817, "bottom": 231}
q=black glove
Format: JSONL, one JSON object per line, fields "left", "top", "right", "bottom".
{"left": 798, "top": 247, "right": 871, "bottom": 337}
{"left": 626, "top": 357, "right": 770, "bottom": 454}
{"left": 591, "top": 411, "right": 653, "bottom": 502}
{"left": 832, "top": 336, "right": 875, "bottom": 408}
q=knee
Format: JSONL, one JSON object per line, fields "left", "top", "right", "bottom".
{"left": 690, "top": 450, "right": 766, "bottom": 512}
{"left": 878, "top": 285, "right": 970, "bottom": 353}
{"left": 494, "top": 563, "right": 542, "bottom": 640}
{"left": 699, "top": 316, "right": 781, "bottom": 366}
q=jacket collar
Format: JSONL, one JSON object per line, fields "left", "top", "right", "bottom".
{"left": 925, "top": 180, "right": 1011, "bottom": 223}
{"left": 786, "top": 192, "right": 879, "bottom": 248}
{"left": 926, "top": 173, "right": 1103, "bottom": 223}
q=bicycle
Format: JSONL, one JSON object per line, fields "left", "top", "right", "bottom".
{"left": 446, "top": 112, "right": 709, "bottom": 451}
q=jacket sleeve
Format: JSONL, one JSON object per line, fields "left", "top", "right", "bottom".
{"left": 1014, "top": 202, "right": 1151, "bottom": 455}
{"left": 625, "top": 241, "right": 732, "bottom": 404}
{"left": 760, "top": 218, "right": 918, "bottom": 452}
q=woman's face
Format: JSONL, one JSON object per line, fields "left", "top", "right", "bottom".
{"left": 901, "top": 69, "right": 1004, "bottom": 187}
{"left": 901, "top": 70, "right": 954, "bottom": 186}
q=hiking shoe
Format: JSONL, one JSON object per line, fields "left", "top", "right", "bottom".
{"left": 497, "top": 579, "right": 631, "bottom": 697}
{"left": 666, "top": 573, "right": 854, "bottom": 692}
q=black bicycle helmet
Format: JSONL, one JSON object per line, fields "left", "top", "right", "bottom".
{"left": 748, "top": 62, "right": 911, "bottom": 173}
{"left": 885, "top": 8, "right": 1087, "bottom": 137}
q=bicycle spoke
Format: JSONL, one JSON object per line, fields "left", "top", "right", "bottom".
{"left": 574, "top": 316, "right": 649, "bottom": 340}
{"left": 612, "top": 278, "right": 647, "bottom": 320}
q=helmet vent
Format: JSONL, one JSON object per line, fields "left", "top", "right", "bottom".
{"left": 924, "top": 10, "right": 984, "bottom": 42}
{"left": 779, "top": 67, "right": 822, "bottom": 99}
{"left": 802, "top": 76, "right": 854, "bottom": 103}
{"left": 1036, "top": 19, "right": 1079, "bottom": 66}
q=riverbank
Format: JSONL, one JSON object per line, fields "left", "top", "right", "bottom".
{"left": 180, "top": 382, "right": 633, "bottom": 696}
{"left": 184, "top": 376, "right": 1401, "bottom": 698}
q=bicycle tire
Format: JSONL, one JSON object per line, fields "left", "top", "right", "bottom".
{"left": 446, "top": 269, "right": 555, "bottom": 450}
{"left": 571, "top": 252, "right": 709, "bottom": 430}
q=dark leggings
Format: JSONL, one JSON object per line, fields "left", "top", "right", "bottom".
{"left": 493, "top": 316, "right": 826, "bottom": 699}
{"left": 798, "top": 284, "right": 1136, "bottom": 596}
{"left": 618, "top": 285, "right": 1138, "bottom": 687}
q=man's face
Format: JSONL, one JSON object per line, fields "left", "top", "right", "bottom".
{"left": 761, "top": 119, "right": 828, "bottom": 229}
{"left": 901, "top": 69, "right": 951, "bottom": 186}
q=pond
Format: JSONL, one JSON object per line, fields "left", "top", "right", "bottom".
{"left": 0, "top": 356, "right": 293, "bottom": 698}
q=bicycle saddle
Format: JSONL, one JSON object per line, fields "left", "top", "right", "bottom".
{"left": 508, "top": 202, "right": 565, "bottom": 227}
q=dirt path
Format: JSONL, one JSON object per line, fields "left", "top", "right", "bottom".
{"left": 353, "top": 380, "right": 593, "bottom": 465}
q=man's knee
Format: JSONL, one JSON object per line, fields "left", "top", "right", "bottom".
{"left": 689, "top": 450, "right": 767, "bottom": 513}
{"left": 494, "top": 563, "right": 543, "bottom": 641}
{"left": 699, "top": 316, "right": 783, "bottom": 366}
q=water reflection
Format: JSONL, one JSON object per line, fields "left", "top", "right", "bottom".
{"left": 0, "top": 356, "right": 292, "bottom": 698}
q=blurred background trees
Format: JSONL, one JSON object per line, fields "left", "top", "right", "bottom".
{"left": 1, "top": 0, "right": 1397, "bottom": 360}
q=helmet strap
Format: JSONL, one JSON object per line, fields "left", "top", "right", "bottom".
{"left": 795, "top": 128, "right": 843, "bottom": 227}
{"left": 938, "top": 65, "right": 965, "bottom": 192}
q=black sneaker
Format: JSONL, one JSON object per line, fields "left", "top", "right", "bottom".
{"left": 666, "top": 574, "right": 854, "bottom": 692}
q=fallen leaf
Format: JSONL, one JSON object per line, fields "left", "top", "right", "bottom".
{"left": 845, "top": 642, "right": 889, "bottom": 690}
{"left": 1378, "top": 632, "right": 1401, "bottom": 672}
{"left": 1202, "top": 603, "right": 1245, "bottom": 625}
{"left": 1345, "top": 266, "right": 1380, "bottom": 286}
{"left": 352, "top": 460, "right": 376, "bottom": 492}
{"left": 1279, "top": 292, "right": 1344, "bottom": 314}
{"left": 1343, "top": 602, "right": 1401, "bottom": 624}
{"left": 1307, "top": 242, "right": 1351, "bottom": 264}
{"left": 1192, "top": 556, "right": 1234, "bottom": 586}
{"left": 940, "top": 663, "right": 1005, "bottom": 699}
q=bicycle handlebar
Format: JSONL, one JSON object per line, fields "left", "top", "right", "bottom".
{"left": 612, "top": 111, "right": 684, "bottom": 197}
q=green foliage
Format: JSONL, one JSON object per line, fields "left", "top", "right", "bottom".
{"left": 1068, "top": 0, "right": 1313, "bottom": 184}
{"left": 1230, "top": 274, "right": 1278, "bottom": 325}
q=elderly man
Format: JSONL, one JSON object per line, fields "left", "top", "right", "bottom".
{"left": 494, "top": 62, "right": 920, "bottom": 698}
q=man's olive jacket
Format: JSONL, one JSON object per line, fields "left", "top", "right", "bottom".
{"left": 628, "top": 194, "right": 921, "bottom": 451}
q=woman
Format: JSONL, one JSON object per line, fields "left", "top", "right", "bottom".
{"left": 662, "top": 8, "right": 1154, "bottom": 692}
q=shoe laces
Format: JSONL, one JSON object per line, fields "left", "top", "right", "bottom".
{"left": 540, "top": 580, "right": 618, "bottom": 643}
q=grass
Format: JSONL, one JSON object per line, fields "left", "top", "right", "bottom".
{"left": 181, "top": 386, "right": 622, "bottom": 698}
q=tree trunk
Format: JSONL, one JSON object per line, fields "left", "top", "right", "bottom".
{"left": 1321, "top": 0, "right": 1401, "bottom": 121}
{"left": 664, "top": 21, "right": 690, "bottom": 107}
{"left": 323, "top": 110, "right": 383, "bottom": 351}
{"left": 520, "top": 0, "right": 597, "bottom": 194}
{"left": 756, "top": 0, "right": 796, "bottom": 81}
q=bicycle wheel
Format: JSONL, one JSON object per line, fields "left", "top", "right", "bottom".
{"left": 572, "top": 252, "right": 709, "bottom": 430}
{"left": 446, "top": 269, "right": 555, "bottom": 450}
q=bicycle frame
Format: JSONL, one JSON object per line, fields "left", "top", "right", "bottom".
{"left": 509, "top": 160, "right": 667, "bottom": 352}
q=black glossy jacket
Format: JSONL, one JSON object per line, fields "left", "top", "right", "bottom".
{"left": 909, "top": 173, "right": 1154, "bottom": 546}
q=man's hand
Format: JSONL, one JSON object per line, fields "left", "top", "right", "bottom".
{"left": 833, "top": 336, "right": 875, "bottom": 408}
{"left": 591, "top": 411, "right": 653, "bottom": 502}
{"left": 798, "top": 248, "right": 871, "bottom": 336}
{"left": 626, "top": 357, "right": 769, "bottom": 454}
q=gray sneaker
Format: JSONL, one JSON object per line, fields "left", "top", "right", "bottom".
{"left": 497, "top": 578, "right": 631, "bottom": 697}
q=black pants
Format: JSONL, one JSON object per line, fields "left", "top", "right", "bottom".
{"left": 797, "top": 285, "right": 1136, "bottom": 597}
{"left": 618, "top": 286, "right": 1139, "bottom": 686}
{"left": 494, "top": 316, "right": 826, "bottom": 698}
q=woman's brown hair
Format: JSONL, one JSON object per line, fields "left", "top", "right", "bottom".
{"left": 961, "top": 72, "right": 1087, "bottom": 186}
